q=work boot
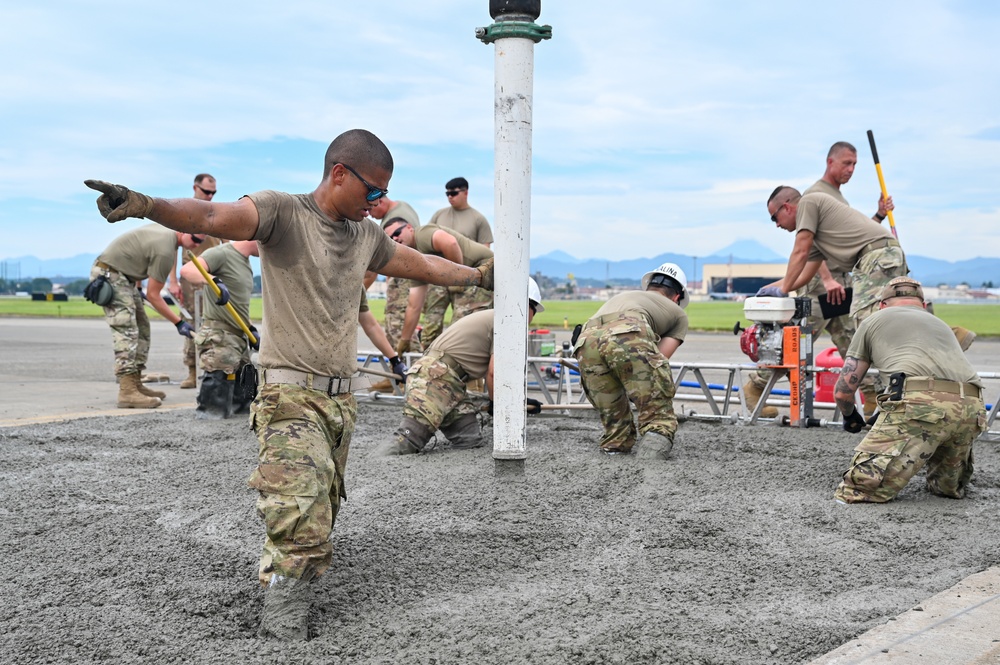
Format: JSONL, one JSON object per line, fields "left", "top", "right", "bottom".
{"left": 180, "top": 366, "right": 197, "bottom": 389}
{"left": 952, "top": 326, "right": 976, "bottom": 352}
{"left": 636, "top": 431, "right": 674, "bottom": 460}
{"left": 440, "top": 413, "right": 483, "bottom": 450}
{"left": 861, "top": 387, "right": 879, "bottom": 418}
{"left": 374, "top": 417, "right": 435, "bottom": 456}
{"left": 196, "top": 370, "right": 235, "bottom": 420}
{"left": 233, "top": 364, "right": 257, "bottom": 415}
{"left": 258, "top": 575, "right": 314, "bottom": 641}
{"left": 742, "top": 380, "right": 778, "bottom": 418}
{"left": 368, "top": 378, "right": 394, "bottom": 394}
{"left": 117, "top": 373, "right": 161, "bottom": 409}
{"left": 135, "top": 379, "right": 166, "bottom": 400}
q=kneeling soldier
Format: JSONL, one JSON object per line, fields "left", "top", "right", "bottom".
{"left": 377, "top": 278, "right": 543, "bottom": 455}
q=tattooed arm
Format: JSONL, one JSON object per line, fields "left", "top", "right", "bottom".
{"left": 833, "top": 355, "right": 871, "bottom": 417}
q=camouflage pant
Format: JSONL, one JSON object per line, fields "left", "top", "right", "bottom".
{"left": 851, "top": 245, "right": 908, "bottom": 325}
{"left": 247, "top": 383, "right": 356, "bottom": 586}
{"left": 421, "top": 285, "right": 493, "bottom": 347}
{"left": 193, "top": 321, "right": 250, "bottom": 374}
{"left": 93, "top": 265, "right": 150, "bottom": 377}
{"left": 402, "top": 351, "right": 479, "bottom": 431}
{"left": 575, "top": 314, "right": 678, "bottom": 452}
{"left": 384, "top": 277, "right": 422, "bottom": 353}
{"left": 181, "top": 277, "right": 203, "bottom": 369}
{"left": 834, "top": 390, "right": 986, "bottom": 503}
{"left": 750, "top": 272, "right": 859, "bottom": 391}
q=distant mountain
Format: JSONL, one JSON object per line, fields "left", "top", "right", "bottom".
{"left": 0, "top": 253, "right": 261, "bottom": 282}
{"left": 710, "top": 240, "right": 785, "bottom": 262}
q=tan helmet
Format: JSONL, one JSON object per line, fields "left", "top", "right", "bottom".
{"left": 641, "top": 262, "right": 689, "bottom": 308}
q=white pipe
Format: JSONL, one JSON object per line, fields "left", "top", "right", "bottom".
{"left": 492, "top": 34, "right": 535, "bottom": 461}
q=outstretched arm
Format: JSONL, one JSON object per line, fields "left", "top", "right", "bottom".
{"left": 780, "top": 231, "right": 818, "bottom": 293}
{"left": 380, "top": 244, "right": 490, "bottom": 289}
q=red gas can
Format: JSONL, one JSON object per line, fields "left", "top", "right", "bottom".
{"left": 814, "top": 346, "right": 843, "bottom": 404}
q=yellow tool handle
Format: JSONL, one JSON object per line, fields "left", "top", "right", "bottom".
{"left": 867, "top": 130, "right": 898, "bottom": 240}
{"left": 186, "top": 251, "right": 258, "bottom": 347}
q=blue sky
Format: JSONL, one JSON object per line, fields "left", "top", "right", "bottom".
{"left": 2, "top": 0, "right": 999, "bottom": 264}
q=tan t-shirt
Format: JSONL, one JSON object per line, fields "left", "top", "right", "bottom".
{"left": 847, "top": 305, "right": 982, "bottom": 388}
{"left": 592, "top": 291, "right": 689, "bottom": 342}
{"left": 249, "top": 190, "right": 396, "bottom": 376}
{"left": 800, "top": 180, "right": 850, "bottom": 296}
{"left": 414, "top": 225, "right": 493, "bottom": 267}
{"left": 428, "top": 206, "right": 493, "bottom": 245}
{"left": 199, "top": 243, "right": 253, "bottom": 327}
{"left": 795, "top": 192, "right": 894, "bottom": 272}
{"left": 379, "top": 201, "right": 420, "bottom": 230}
{"left": 430, "top": 309, "right": 493, "bottom": 379}
{"left": 99, "top": 223, "right": 178, "bottom": 283}
{"left": 803, "top": 179, "right": 847, "bottom": 203}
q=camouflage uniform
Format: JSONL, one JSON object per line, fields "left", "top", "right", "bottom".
{"left": 575, "top": 313, "right": 678, "bottom": 452}
{"left": 835, "top": 386, "right": 986, "bottom": 503}
{"left": 384, "top": 276, "right": 422, "bottom": 352}
{"left": 421, "top": 285, "right": 493, "bottom": 347}
{"left": 91, "top": 264, "right": 150, "bottom": 377}
{"left": 403, "top": 350, "right": 480, "bottom": 430}
{"left": 247, "top": 383, "right": 356, "bottom": 584}
{"left": 181, "top": 237, "right": 223, "bottom": 369}
{"left": 850, "top": 243, "right": 908, "bottom": 325}
{"left": 193, "top": 320, "right": 250, "bottom": 374}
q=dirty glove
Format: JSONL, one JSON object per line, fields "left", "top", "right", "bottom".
{"left": 842, "top": 406, "right": 866, "bottom": 433}
{"left": 84, "top": 180, "right": 156, "bottom": 223}
{"left": 389, "top": 355, "right": 408, "bottom": 383}
{"left": 526, "top": 398, "right": 542, "bottom": 415}
{"left": 755, "top": 286, "right": 787, "bottom": 298}
{"left": 395, "top": 338, "right": 411, "bottom": 356}
{"left": 248, "top": 325, "right": 260, "bottom": 351}
{"left": 212, "top": 277, "right": 230, "bottom": 306}
{"left": 865, "top": 411, "right": 879, "bottom": 428}
{"left": 476, "top": 257, "right": 494, "bottom": 291}
{"left": 175, "top": 320, "right": 195, "bottom": 338}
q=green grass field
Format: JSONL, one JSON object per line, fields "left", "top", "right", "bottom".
{"left": 3, "top": 295, "right": 997, "bottom": 336}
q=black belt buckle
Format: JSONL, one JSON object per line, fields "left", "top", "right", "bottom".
{"left": 325, "top": 377, "right": 342, "bottom": 395}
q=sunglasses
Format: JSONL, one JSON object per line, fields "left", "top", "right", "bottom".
{"left": 389, "top": 224, "right": 407, "bottom": 239}
{"left": 196, "top": 185, "right": 216, "bottom": 196}
{"left": 445, "top": 189, "right": 463, "bottom": 197}
{"left": 339, "top": 163, "right": 386, "bottom": 202}
{"left": 190, "top": 234, "right": 205, "bottom": 245}
{"left": 770, "top": 202, "right": 786, "bottom": 223}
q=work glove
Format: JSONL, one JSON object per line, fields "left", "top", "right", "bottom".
{"left": 476, "top": 257, "right": 494, "bottom": 291}
{"left": 487, "top": 400, "right": 494, "bottom": 416}
{"left": 84, "top": 180, "right": 156, "bottom": 223}
{"left": 755, "top": 286, "right": 787, "bottom": 298}
{"left": 570, "top": 323, "right": 583, "bottom": 347}
{"left": 175, "top": 320, "right": 195, "bottom": 338}
{"left": 389, "top": 355, "right": 408, "bottom": 383}
{"left": 526, "top": 397, "right": 542, "bottom": 415}
{"left": 395, "top": 338, "right": 411, "bottom": 356}
{"left": 842, "top": 406, "right": 866, "bottom": 433}
{"left": 212, "top": 277, "right": 230, "bottom": 306}
{"left": 248, "top": 325, "right": 260, "bottom": 351}
{"left": 865, "top": 412, "right": 879, "bottom": 428}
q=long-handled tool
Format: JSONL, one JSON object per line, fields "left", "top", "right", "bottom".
{"left": 186, "top": 251, "right": 258, "bottom": 348}
{"left": 867, "top": 129, "right": 898, "bottom": 239}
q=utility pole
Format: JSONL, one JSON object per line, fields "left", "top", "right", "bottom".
{"left": 476, "top": 1, "right": 551, "bottom": 463}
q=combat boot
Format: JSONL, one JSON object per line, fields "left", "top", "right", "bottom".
{"left": 180, "top": 366, "right": 198, "bottom": 389}
{"left": 636, "top": 431, "right": 674, "bottom": 460}
{"left": 196, "top": 370, "right": 235, "bottom": 420}
{"left": 952, "top": 326, "right": 976, "bottom": 352}
{"left": 374, "top": 417, "right": 435, "bottom": 456}
{"left": 258, "top": 575, "right": 314, "bottom": 641}
{"left": 368, "top": 378, "right": 395, "bottom": 394}
{"left": 136, "top": 381, "right": 166, "bottom": 400}
{"left": 117, "top": 373, "right": 161, "bottom": 409}
{"left": 741, "top": 380, "right": 778, "bottom": 418}
{"left": 440, "top": 413, "right": 483, "bottom": 450}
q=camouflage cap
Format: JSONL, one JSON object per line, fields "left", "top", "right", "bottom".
{"left": 880, "top": 276, "right": 924, "bottom": 302}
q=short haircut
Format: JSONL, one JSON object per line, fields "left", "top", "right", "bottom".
{"left": 385, "top": 217, "right": 409, "bottom": 230}
{"left": 767, "top": 185, "right": 801, "bottom": 206}
{"left": 194, "top": 173, "right": 215, "bottom": 185}
{"left": 323, "top": 129, "right": 393, "bottom": 179}
{"left": 647, "top": 283, "right": 681, "bottom": 301}
{"left": 827, "top": 141, "right": 857, "bottom": 159}
{"left": 446, "top": 177, "right": 469, "bottom": 190}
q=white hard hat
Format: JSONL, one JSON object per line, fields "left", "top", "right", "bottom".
{"left": 528, "top": 277, "right": 544, "bottom": 312}
{"left": 641, "top": 262, "right": 689, "bottom": 309}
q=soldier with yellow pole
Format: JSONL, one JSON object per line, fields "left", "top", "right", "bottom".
{"left": 180, "top": 240, "right": 260, "bottom": 418}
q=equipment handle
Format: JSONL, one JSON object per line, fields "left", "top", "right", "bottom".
{"left": 866, "top": 129, "right": 898, "bottom": 239}
{"left": 186, "top": 251, "right": 258, "bottom": 348}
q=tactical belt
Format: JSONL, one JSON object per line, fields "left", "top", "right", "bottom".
{"left": 903, "top": 377, "right": 981, "bottom": 399}
{"left": 857, "top": 237, "right": 900, "bottom": 259}
{"left": 426, "top": 351, "right": 469, "bottom": 382}
{"left": 584, "top": 311, "right": 643, "bottom": 331}
{"left": 261, "top": 368, "right": 355, "bottom": 396}
{"left": 94, "top": 260, "right": 121, "bottom": 275}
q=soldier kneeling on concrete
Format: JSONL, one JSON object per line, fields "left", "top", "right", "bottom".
{"left": 377, "top": 278, "right": 544, "bottom": 456}
{"left": 180, "top": 240, "right": 260, "bottom": 419}
{"left": 833, "top": 277, "right": 987, "bottom": 503}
